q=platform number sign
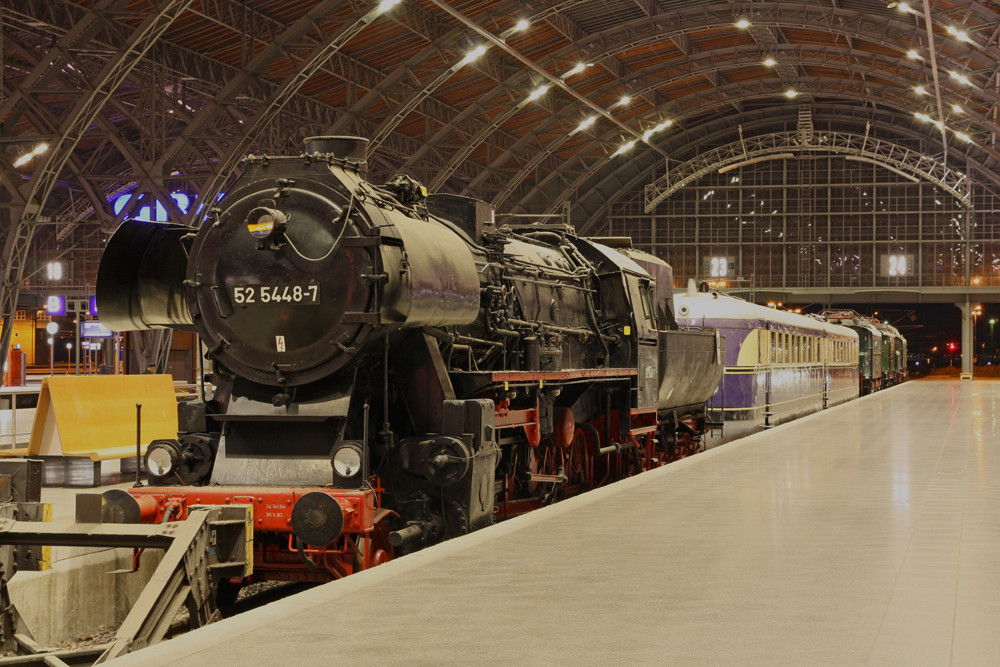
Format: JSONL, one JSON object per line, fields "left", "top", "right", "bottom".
{"left": 880, "top": 254, "right": 913, "bottom": 277}
{"left": 704, "top": 256, "right": 735, "bottom": 278}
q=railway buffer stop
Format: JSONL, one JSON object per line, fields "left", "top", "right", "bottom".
{"left": 0, "top": 459, "right": 251, "bottom": 663}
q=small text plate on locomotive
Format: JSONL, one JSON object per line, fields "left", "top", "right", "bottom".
{"left": 230, "top": 284, "right": 321, "bottom": 305}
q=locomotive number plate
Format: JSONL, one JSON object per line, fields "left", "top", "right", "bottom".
{"left": 230, "top": 284, "right": 320, "bottom": 305}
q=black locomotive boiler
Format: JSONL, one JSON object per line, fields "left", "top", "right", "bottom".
{"left": 96, "top": 136, "right": 724, "bottom": 585}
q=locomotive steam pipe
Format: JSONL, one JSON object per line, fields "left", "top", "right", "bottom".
{"left": 388, "top": 524, "right": 424, "bottom": 547}
{"left": 388, "top": 517, "right": 442, "bottom": 548}
{"left": 575, "top": 420, "right": 631, "bottom": 456}
{"left": 505, "top": 318, "right": 615, "bottom": 342}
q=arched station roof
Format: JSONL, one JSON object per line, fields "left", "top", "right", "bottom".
{"left": 1, "top": 0, "right": 999, "bottom": 354}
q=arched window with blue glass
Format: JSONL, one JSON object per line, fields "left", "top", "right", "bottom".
{"left": 112, "top": 192, "right": 192, "bottom": 221}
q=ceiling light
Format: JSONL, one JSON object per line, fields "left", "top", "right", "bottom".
{"left": 562, "top": 63, "right": 587, "bottom": 78}
{"left": 955, "top": 131, "right": 971, "bottom": 142}
{"left": 612, "top": 141, "right": 635, "bottom": 157}
{"left": 906, "top": 50, "right": 920, "bottom": 59}
{"left": 946, "top": 26, "right": 972, "bottom": 43}
{"left": 784, "top": 89, "right": 798, "bottom": 98}
{"left": 914, "top": 112, "right": 930, "bottom": 122}
{"left": 897, "top": 2, "right": 915, "bottom": 13}
{"left": 13, "top": 142, "right": 48, "bottom": 168}
{"left": 952, "top": 104, "right": 963, "bottom": 113}
{"left": 614, "top": 95, "right": 632, "bottom": 107}
{"left": 377, "top": 0, "right": 402, "bottom": 12}
{"left": 513, "top": 18, "right": 529, "bottom": 32}
{"left": 914, "top": 86, "right": 928, "bottom": 95}
{"left": 574, "top": 116, "right": 597, "bottom": 133}
{"left": 642, "top": 119, "right": 673, "bottom": 142}
{"left": 763, "top": 57, "right": 776, "bottom": 67}
{"left": 527, "top": 85, "right": 549, "bottom": 102}
{"left": 949, "top": 71, "right": 971, "bottom": 85}
{"left": 460, "top": 45, "right": 487, "bottom": 66}
{"left": 735, "top": 19, "right": 750, "bottom": 29}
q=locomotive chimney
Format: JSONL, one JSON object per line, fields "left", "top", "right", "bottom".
{"left": 304, "top": 136, "right": 368, "bottom": 166}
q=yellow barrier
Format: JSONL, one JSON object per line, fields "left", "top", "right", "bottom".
{"left": 0, "top": 375, "right": 178, "bottom": 461}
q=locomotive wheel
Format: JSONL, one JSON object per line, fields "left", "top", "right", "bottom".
{"left": 352, "top": 522, "right": 394, "bottom": 572}
{"left": 569, "top": 428, "right": 594, "bottom": 488}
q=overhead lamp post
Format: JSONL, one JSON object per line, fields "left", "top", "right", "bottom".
{"left": 45, "top": 322, "right": 58, "bottom": 376}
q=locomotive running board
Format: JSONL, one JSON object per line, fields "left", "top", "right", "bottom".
{"left": 0, "top": 498, "right": 251, "bottom": 665}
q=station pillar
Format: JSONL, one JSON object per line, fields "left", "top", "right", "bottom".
{"left": 956, "top": 300, "right": 973, "bottom": 375}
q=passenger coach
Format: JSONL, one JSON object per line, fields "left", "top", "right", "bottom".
{"left": 674, "top": 285, "right": 859, "bottom": 443}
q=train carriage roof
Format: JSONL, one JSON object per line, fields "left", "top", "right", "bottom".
{"left": 673, "top": 291, "right": 858, "bottom": 340}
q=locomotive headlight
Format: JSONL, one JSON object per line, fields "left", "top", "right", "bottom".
{"left": 145, "top": 439, "right": 181, "bottom": 478}
{"left": 246, "top": 206, "right": 287, "bottom": 241}
{"left": 331, "top": 442, "right": 365, "bottom": 488}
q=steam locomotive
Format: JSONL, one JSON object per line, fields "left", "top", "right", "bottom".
{"left": 96, "top": 136, "right": 724, "bottom": 586}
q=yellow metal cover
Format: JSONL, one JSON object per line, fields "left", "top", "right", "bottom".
{"left": 23, "top": 375, "right": 178, "bottom": 461}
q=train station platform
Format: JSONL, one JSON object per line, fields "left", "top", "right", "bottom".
{"left": 112, "top": 379, "right": 1000, "bottom": 665}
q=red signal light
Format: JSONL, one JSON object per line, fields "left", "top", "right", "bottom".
{"left": 947, "top": 342, "right": 957, "bottom": 351}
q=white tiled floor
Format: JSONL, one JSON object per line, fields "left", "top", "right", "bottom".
{"left": 113, "top": 380, "right": 1000, "bottom": 666}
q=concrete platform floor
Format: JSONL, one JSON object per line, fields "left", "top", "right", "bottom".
{"left": 109, "top": 379, "right": 1000, "bottom": 665}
